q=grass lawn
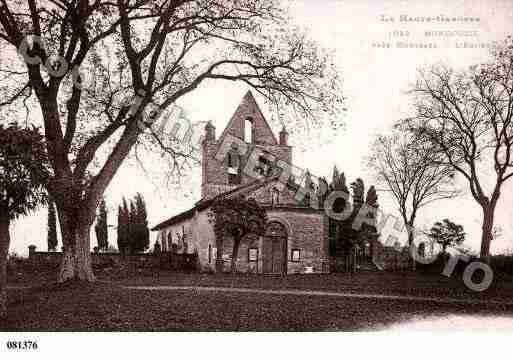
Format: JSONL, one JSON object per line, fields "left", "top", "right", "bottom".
{"left": 3, "top": 270, "right": 513, "bottom": 331}
{"left": 117, "top": 270, "right": 513, "bottom": 301}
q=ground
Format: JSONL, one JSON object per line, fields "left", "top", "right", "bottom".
{"left": 3, "top": 270, "right": 513, "bottom": 331}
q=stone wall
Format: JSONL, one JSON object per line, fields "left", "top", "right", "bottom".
{"left": 27, "top": 246, "right": 198, "bottom": 271}
{"left": 328, "top": 238, "right": 413, "bottom": 272}
{"left": 269, "top": 209, "right": 330, "bottom": 274}
{"left": 214, "top": 209, "right": 330, "bottom": 274}
{"left": 201, "top": 140, "right": 292, "bottom": 200}
{"left": 371, "top": 243, "right": 411, "bottom": 271}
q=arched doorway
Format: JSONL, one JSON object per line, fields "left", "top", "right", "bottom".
{"left": 262, "top": 221, "right": 288, "bottom": 274}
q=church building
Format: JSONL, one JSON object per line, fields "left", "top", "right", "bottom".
{"left": 152, "top": 91, "right": 330, "bottom": 274}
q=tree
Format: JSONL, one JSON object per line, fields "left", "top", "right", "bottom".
{"left": 209, "top": 197, "right": 268, "bottom": 273}
{"left": 0, "top": 1, "right": 343, "bottom": 281}
{"left": 0, "top": 123, "right": 48, "bottom": 317}
{"left": 428, "top": 219, "right": 465, "bottom": 255}
{"left": 117, "top": 197, "right": 129, "bottom": 255}
{"left": 128, "top": 200, "right": 137, "bottom": 254}
{"left": 94, "top": 199, "right": 109, "bottom": 251}
{"left": 125, "top": 195, "right": 149, "bottom": 254}
{"left": 403, "top": 38, "right": 513, "bottom": 261}
{"left": 129, "top": 193, "right": 149, "bottom": 253}
{"left": 47, "top": 199, "right": 58, "bottom": 251}
{"left": 324, "top": 172, "right": 380, "bottom": 269}
{"left": 368, "top": 131, "right": 457, "bottom": 247}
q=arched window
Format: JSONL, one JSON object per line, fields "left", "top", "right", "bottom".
{"left": 167, "top": 231, "right": 173, "bottom": 252}
{"left": 161, "top": 232, "right": 167, "bottom": 252}
{"left": 244, "top": 118, "right": 253, "bottom": 143}
{"left": 167, "top": 232, "right": 172, "bottom": 252}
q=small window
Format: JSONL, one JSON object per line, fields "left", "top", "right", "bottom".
{"left": 291, "top": 249, "right": 301, "bottom": 262}
{"left": 228, "top": 149, "right": 241, "bottom": 184}
{"left": 208, "top": 244, "right": 212, "bottom": 264}
{"left": 228, "top": 152, "right": 235, "bottom": 168}
{"left": 248, "top": 248, "right": 258, "bottom": 262}
{"left": 227, "top": 150, "right": 239, "bottom": 170}
{"left": 364, "top": 242, "right": 371, "bottom": 257}
{"left": 271, "top": 188, "right": 280, "bottom": 206}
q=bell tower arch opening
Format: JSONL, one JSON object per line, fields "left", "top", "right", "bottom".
{"left": 244, "top": 117, "right": 254, "bottom": 143}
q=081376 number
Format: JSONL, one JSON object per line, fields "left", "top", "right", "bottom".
{"left": 6, "top": 341, "right": 38, "bottom": 350}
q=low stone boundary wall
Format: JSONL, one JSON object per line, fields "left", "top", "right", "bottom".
{"left": 27, "top": 246, "right": 198, "bottom": 271}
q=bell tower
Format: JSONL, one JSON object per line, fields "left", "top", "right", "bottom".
{"left": 201, "top": 91, "right": 293, "bottom": 199}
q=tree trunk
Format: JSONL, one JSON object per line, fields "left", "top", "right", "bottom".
{"left": 231, "top": 238, "right": 241, "bottom": 274}
{"left": 406, "top": 217, "right": 416, "bottom": 271}
{"left": 0, "top": 215, "right": 11, "bottom": 318}
{"left": 57, "top": 208, "right": 95, "bottom": 282}
{"left": 480, "top": 206, "right": 495, "bottom": 263}
{"left": 215, "top": 237, "right": 224, "bottom": 273}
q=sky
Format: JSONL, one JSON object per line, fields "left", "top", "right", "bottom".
{"left": 8, "top": 0, "right": 513, "bottom": 256}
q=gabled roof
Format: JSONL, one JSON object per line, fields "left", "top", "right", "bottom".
{"left": 151, "top": 177, "right": 276, "bottom": 231}
{"left": 217, "top": 91, "right": 278, "bottom": 146}
{"left": 151, "top": 173, "right": 327, "bottom": 231}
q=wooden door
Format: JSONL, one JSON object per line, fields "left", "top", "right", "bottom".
{"left": 262, "top": 221, "right": 287, "bottom": 274}
{"left": 262, "top": 237, "right": 274, "bottom": 273}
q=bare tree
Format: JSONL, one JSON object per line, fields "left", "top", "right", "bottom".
{"left": 403, "top": 37, "right": 513, "bottom": 261}
{"left": 0, "top": 1, "right": 343, "bottom": 281}
{"left": 368, "top": 131, "right": 457, "bottom": 247}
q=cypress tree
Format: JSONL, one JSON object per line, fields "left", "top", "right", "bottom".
{"left": 128, "top": 200, "right": 137, "bottom": 254}
{"left": 117, "top": 197, "right": 130, "bottom": 255}
{"left": 135, "top": 193, "right": 150, "bottom": 252}
{"left": 128, "top": 193, "right": 149, "bottom": 253}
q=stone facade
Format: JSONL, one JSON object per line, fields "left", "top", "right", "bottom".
{"left": 153, "top": 91, "right": 329, "bottom": 274}
{"left": 156, "top": 208, "right": 216, "bottom": 272}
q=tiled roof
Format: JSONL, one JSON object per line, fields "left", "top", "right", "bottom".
{"left": 151, "top": 177, "right": 277, "bottom": 231}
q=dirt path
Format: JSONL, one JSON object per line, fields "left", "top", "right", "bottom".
{"left": 123, "top": 285, "right": 510, "bottom": 305}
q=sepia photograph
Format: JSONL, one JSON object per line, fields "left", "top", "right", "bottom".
{"left": 0, "top": 0, "right": 513, "bottom": 356}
